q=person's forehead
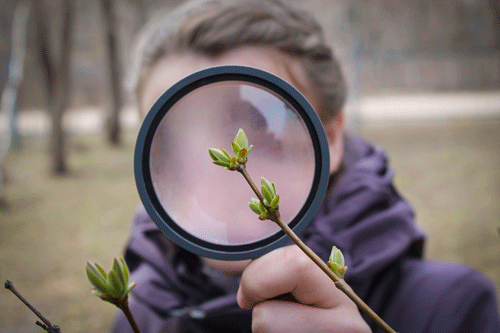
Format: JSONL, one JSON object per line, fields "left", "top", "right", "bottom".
{"left": 140, "top": 47, "right": 315, "bottom": 115}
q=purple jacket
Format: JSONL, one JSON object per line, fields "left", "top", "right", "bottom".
{"left": 113, "top": 134, "right": 500, "bottom": 332}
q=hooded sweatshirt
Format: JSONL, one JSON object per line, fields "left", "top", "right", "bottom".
{"left": 113, "top": 134, "right": 500, "bottom": 333}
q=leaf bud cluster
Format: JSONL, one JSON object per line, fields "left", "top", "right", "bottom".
{"left": 86, "top": 257, "right": 136, "bottom": 303}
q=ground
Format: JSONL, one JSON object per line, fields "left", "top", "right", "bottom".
{"left": 1, "top": 117, "right": 499, "bottom": 332}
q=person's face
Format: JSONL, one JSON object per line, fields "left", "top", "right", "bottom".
{"left": 142, "top": 47, "right": 323, "bottom": 275}
{"left": 141, "top": 46, "right": 320, "bottom": 116}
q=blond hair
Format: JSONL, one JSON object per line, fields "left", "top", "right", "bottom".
{"left": 129, "top": 0, "right": 346, "bottom": 122}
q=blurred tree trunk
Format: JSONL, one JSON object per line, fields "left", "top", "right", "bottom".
{"left": 101, "top": 0, "right": 122, "bottom": 146}
{"left": 34, "top": 0, "right": 74, "bottom": 174}
{"left": 490, "top": 0, "right": 500, "bottom": 50}
{"left": 1, "top": 1, "right": 30, "bottom": 152}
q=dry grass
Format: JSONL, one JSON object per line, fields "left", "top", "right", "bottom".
{"left": 1, "top": 118, "right": 499, "bottom": 332}
{"left": 1, "top": 132, "right": 139, "bottom": 333}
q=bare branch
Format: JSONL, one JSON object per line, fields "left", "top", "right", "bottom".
{"left": 5, "top": 280, "right": 61, "bottom": 333}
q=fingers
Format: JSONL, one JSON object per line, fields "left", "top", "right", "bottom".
{"left": 237, "top": 245, "right": 352, "bottom": 310}
{"left": 251, "top": 300, "right": 370, "bottom": 333}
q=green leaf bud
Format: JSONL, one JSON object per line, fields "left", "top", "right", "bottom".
{"left": 107, "top": 269, "right": 124, "bottom": 298}
{"left": 270, "top": 194, "right": 280, "bottom": 209}
{"left": 208, "top": 148, "right": 231, "bottom": 164}
{"left": 94, "top": 263, "right": 107, "bottom": 280}
{"left": 328, "top": 246, "right": 348, "bottom": 278}
{"left": 329, "top": 246, "right": 345, "bottom": 267}
{"left": 91, "top": 289, "right": 105, "bottom": 298}
{"left": 258, "top": 201, "right": 267, "bottom": 214}
{"left": 119, "top": 257, "right": 130, "bottom": 284}
{"left": 221, "top": 148, "right": 231, "bottom": 160}
{"left": 237, "top": 147, "right": 248, "bottom": 160}
{"left": 228, "top": 158, "right": 239, "bottom": 170}
{"left": 231, "top": 140, "right": 241, "bottom": 156}
{"left": 113, "top": 258, "right": 128, "bottom": 288}
{"left": 258, "top": 211, "right": 268, "bottom": 220}
{"left": 87, "top": 261, "right": 105, "bottom": 280}
{"left": 234, "top": 128, "right": 249, "bottom": 149}
{"left": 249, "top": 198, "right": 261, "bottom": 215}
{"left": 261, "top": 177, "right": 276, "bottom": 197}
{"left": 125, "top": 282, "right": 136, "bottom": 295}
{"left": 86, "top": 262, "right": 108, "bottom": 295}
{"left": 336, "top": 266, "right": 348, "bottom": 278}
{"left": 261, "top": 178, "right": 275, "bottom": 202}
{"left": 213, "top": 160, "right": 231, "bottom": 168}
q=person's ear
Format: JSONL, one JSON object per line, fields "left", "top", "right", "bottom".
{"left": 325, "top": 111, "right": 344, "bottom": 145}
{"left": 324, "top": 111, "right": 344, "bottom": 173}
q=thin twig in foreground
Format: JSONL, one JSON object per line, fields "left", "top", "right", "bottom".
{"left": 236, "top": 165, "right": 397, "bottom": 333}
{"left": 4, "top": 280, "right": 61, "bottom": 333}
{"left": 120, "top": 299, "right": 141, "bottom": 333}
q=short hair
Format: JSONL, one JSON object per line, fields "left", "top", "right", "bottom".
{"left": 129, "top": 0, "right": 347, "bottom": 122}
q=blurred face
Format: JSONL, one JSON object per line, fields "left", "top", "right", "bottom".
{"left": 141, "top": 47, "right": 320, "bottom": 117}
{"left": 141, "top": 47, "right": 331, "bottom": 275}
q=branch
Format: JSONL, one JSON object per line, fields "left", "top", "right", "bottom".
{"left": 236, "top": 167, "right": 397, "bottom": 333}
{"left": 209, "top": 128, "right": 397, "bottom": 332}
{"left": 4, "top": 280, "right": 61, "bottom": 333}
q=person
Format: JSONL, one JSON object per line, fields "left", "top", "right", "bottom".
{"left": 113, "top": 0, "right": 500, "bottom": 332}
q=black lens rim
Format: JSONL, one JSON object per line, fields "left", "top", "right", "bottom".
{"left": 135, "top": 65, "right": 330, "bottom": 260}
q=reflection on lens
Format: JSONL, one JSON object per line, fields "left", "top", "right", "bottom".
{"left": 150, "top": 81, "right": 315, "bottom": 245}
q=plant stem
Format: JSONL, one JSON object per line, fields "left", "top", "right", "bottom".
{"left": 4, "top": 280, "right": 61, "bottom": 333}
{"left": 119, "top": 300, "right": 141, "bottom": 333}
{"left": 238, "top": 164, "right": 266, "bottom": 204}
{"left": 236, "top": 165, "right": 397, "bottom": 333}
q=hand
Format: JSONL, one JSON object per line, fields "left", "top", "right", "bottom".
{"left": 237, "top": 245, "right": 372, "bottom": 333}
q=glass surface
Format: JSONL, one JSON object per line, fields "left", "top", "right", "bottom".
{"left": 149, "top": 81, "right": 315, "bottom": 245}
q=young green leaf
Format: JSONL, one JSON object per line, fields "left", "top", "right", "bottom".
{"left": 328, "top": 246, "right": 348, "bottom": 278}
{"left": 237, "top": 147, "right": 248, "bottom": 160}
{"left": 270, "top": 194, "right": 280, "bottom": 209}
{"left": 113, "top": 258, "right": 128, "bottom": 288}
{"left": 249, "top": 198, "right": 261, "bottom": 215}
{"left": 231, "top": 141, "right": 241, "bottom": 156}
{"left": 120, "top": 257, "right": 130, "bottom": 284}
{"left": 94, "top": 263, "right": 107, "bottom": 280}
{"left": 208, "top": 148, "right": 231, "bottom": 164}
{"left": 125, "top": 282, "right": 137, "bottom": 295}
{"left": 91, "top": 289, "right": 105, "bottom": 298}
{"left": 221, "top": 148, "right": 231, "bottom": 160}
{"left": 261, "top": 177, "right": 276, "bottom": 197}
{"left": 234, "top": 128, "right": 249, "bottom": 149}
{"left": 86, "top": 262, "right": 108, "bottom": 295}
{"left": 329, "top": 246, "right": 345, "bottom": 267}
{"left": 261, "top": 184, "right": 273, "bottom": 204}
{"left": 213, "top": 160, "right": 231, "bottom": 168}
{"left": 108, "top": 269, "right": 125, "bottom": 298}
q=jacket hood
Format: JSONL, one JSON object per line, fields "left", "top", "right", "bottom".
{"left": 302, "top": 133, "right": 425, "bottom": 290}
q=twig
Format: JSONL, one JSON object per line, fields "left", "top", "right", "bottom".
{"left": 120, "top": 299, "right": 141, "bottom": 333}
{"left": 102, "top": 296, "right": 141, "bottom": 333}
{"left": 4, "top": 280, "right": 61, "bottom": 333}
{"left": 236, "top": 165, "right": 397, "bottom": 333}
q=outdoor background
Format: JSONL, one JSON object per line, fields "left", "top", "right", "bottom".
{"left": 1, "top": 0, "right": 499, "bottom": 332}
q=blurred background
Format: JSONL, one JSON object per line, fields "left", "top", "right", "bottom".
{"left": 0, "top": 0, "right": 499, "bottom": 331}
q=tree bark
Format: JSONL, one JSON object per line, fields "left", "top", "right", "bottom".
{"left": 101, "top": 0, "right": 122, "bottom": 145}
{"left": 1, "top": 1, "right": 30, "bottom": 152}
{"left": 34, "top": 0, "right": 74, "bottom": 174}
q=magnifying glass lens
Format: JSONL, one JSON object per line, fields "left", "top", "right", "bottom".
{"left": 149, "top": 81, "right": 315, "bottom": 245}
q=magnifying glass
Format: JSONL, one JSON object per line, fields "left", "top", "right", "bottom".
{"left": 135, "top": 65, "right": 330, "bottom": 261}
